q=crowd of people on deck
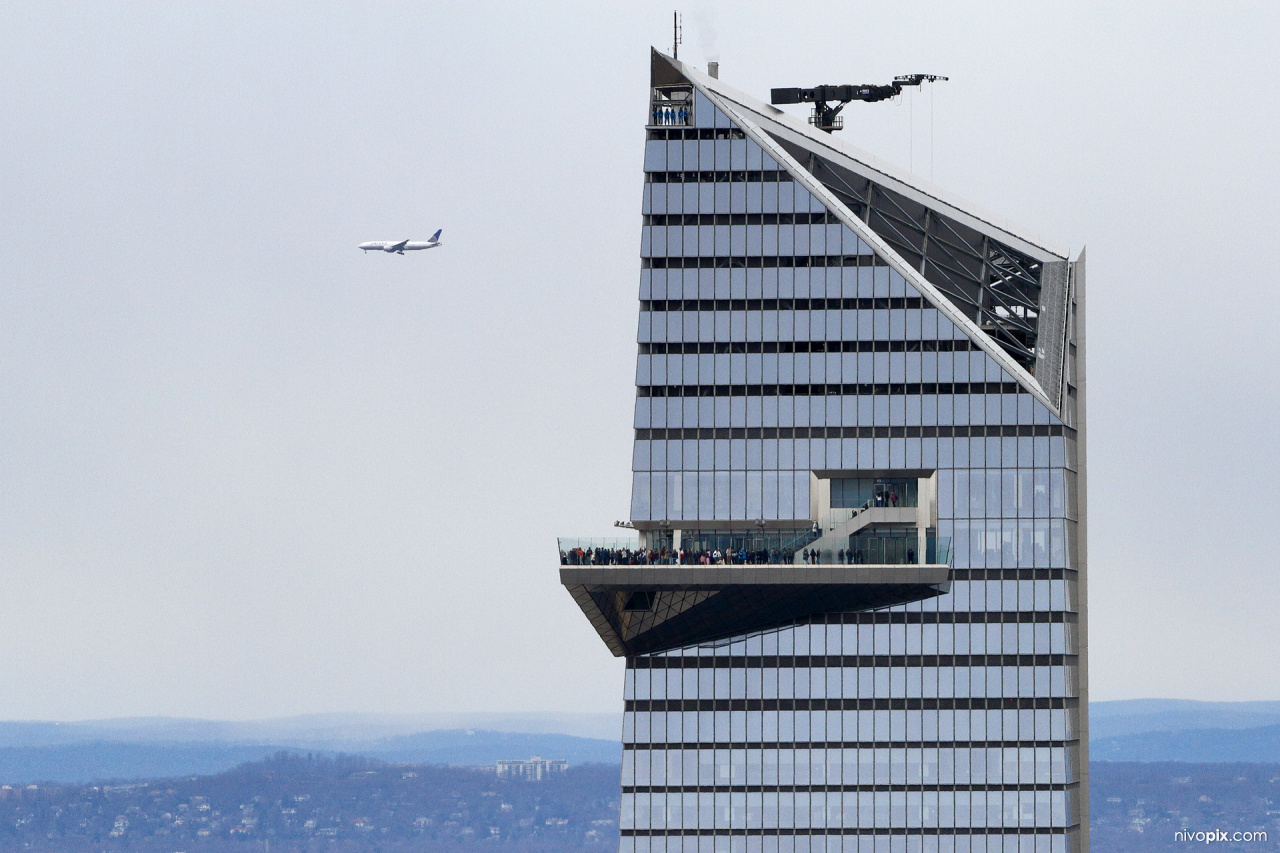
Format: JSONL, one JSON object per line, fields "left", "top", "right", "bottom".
{"left": 560, "top": 546, "right": 796, "bottom": 566}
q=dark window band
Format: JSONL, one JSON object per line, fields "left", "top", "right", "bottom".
{"left": 632, "top": 424, "right": 1075, "bottom": 440}
{"left": 625, "top": 698, "right": 1080, "bottom": 713}
{"left": 640, "top": 340, "right": 977, "bottom": 355}
{"left": 624, "top": 739, "right": 1079, "bottom": 752}
{"left": 646, "top": 213, "right": 845, "bottom": 226}
{"left": 795, "top": 611, "right": 1078, "bottom": 627}
{"left": 620, "top": 611, "right": 1078, "bottom": 639}
{"left": 622, "top": 826, "right": 1077, "bottom": 837}
{"left": 646, "top": 169, "right": 789, "bottom": 183}
{"left": 637, "top": 382, "right": 1024, "bottom": 398}
{"left": 629, "top": 654, "right": 1076, "bottom": 670}
{"left": 647, "top": 128, "right": 749, "bottom": 141}
{"left": 645, "top": 255, "right": 877, "bottom": 269}
{"left": 950, "top": 568, "right": 1077, "bottom": 581}
{"left": 624, "top": 782, "right": 1076, "bottom": 795}
{"left": 642, "top": 297, "right": 925, "bottom": 311}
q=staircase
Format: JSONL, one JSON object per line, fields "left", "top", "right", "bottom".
{"left": 793, "top": 505, "right": 922, "bottom": 564}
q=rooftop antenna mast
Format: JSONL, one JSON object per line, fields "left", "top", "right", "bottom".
{"left": 672, "top": 11, "right": 682, "bottom": 59}
{"left": 771, "top": 74, "right": 948, "bottom": 133}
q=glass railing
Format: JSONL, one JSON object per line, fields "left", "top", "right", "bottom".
{"left": 798, "top": 536, "right": 951, "bottom": 566}
{"left": 558, "top": 535, "right": 951, "bottom": 567}
{"left": 558, "top": 538, "right": 785, "bottom": 566}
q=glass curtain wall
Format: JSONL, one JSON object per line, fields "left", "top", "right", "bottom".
{"left": 619, "top": 78, "right": 1081, "bottom": 853}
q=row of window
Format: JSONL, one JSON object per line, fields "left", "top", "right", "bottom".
{"left": 619, "top": 832, "right": 1072, "bottom": 853}
{"left": 646, "top": 127, "right": 749, "bottom": 141}
{"left": 619, "top": 832, "right": 1071, "bottom": 853}
{"left": 623, "top": 746, "right": 1072, "bottom": 787}
{"left": 639, "top": 384, "right": 1023, "bottom": 398}
{"left": 649, "top": 611, "right": 1082, "bottom": 629}
{"left": 629, "top": 435, "right": 1070, "bottom": 481}
{"left": 946, "top": 470, "right": 1069, "bottom": 517}
{"left": 643, "top": 299, "right": 931, "bottom": 312}
{"left": 632, "top": 481, "right": 1077, "bottom": 547}
{"left": 645, "top": 384, "right": 1024, "bottom": 399}
{"left": 643, "top": 620, "right": 1081, "bottom": 670}
{"left": 642, "top": 224, "right": 863, "bottom": 258}
{"left": 640, "top": 265, "right": 913, "bottom": 301}
{"left": 633, "top": 427, "right": 1073, "bottom": 441}
{"left": 626, "top": 744, "right": 1076, "bottom": 756}
{"left": 645, "top": 144, "right": 793, "bottom": 178}
{"left": 949, "top": 569, "right": 1073, "bottom": 581}
{"left": 646, "top": 169, "right": 793, "bottom": 183}
{"left": 648, "top": 213, "right": 852, "bottom": 226}
{"left": 649, "top": 623, "right": 1080, "bottom": 660}
{"left": 640, "top": 339, "right": 972, "bottom": 353}
{"left": 629, "top": 653, "right": 1080, "bottom": 686}
{"left": 626, "top": 742, "right": 1076, "bottom": 755}
{"left": 633, "top": 585, "right": 1080, "bottom": 631}
{"left": 620, "top": 789, "right": 1071, "bottom": 830}
{"left": 638, "top": 353, "right": 1012, "bottom": 386}
{"left": 944, "top": 571, "right": 1079, "bottom": 608}
{"left": 627, "top": 786, "right": 1071, "bottom": 794}
{"left": 628, "top": 666, "right": 1076, "bottom": 702}
{"left": 632, "top": 396, "right": 1072, "bottom": 433}
{"left": 639, "top": 308, "right": 973, "bottom": 344}
{"left": 642, "top": 138, "right": 791, "bottom": 175}
{"left": 641, "top": 264, "right": 906, "bottom": 298}
{"left": 631, "top": 655, "right": 1075, "bottom": 671}
{"left": 641, "top": 182, "right": 831, "bottom": 218}
{"left": 626, "top": 699, "right": 1079, "bottom": 712}
{"left": 645, "top": 256, "right": 895, "bottom": 270}
{"left": 633, "top": 436, "right": 1071, "bottom": 473}
{"left": 641, "top": 133, "right": 787, "bottom": 171}
{"left": 621, "top": 709, "right": 1075, "bottom": 748}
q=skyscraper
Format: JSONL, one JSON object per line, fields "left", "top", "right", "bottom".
{"left": 560, "top": 50, "right": 1087, "bottom": 853}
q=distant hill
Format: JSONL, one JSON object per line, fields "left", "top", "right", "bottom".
{"left": 0, "top": 742, "right": 304, "bottom": 786}
{"left": 0, "top": 753, "right": 621, "bottom": 852}
{"left": 1090, "top": 699, "right": 1280, "bottom": 739}
{"left": 6, "top": 752, "right": 1280, "bottom": 853}
{"left": 362, "top": 730, "right": 622, "bottom": 767}
{"left": 12, "top": 701, "right": 1280, "bottom": 785}
{"left": 0, "top": 729, "right": 621, "bottom": 786}
{"left": 1088, "top": 700, "right": 1280, "bottom": 762}
{"left": 1092, "top": 723, "right": 1280, "bottom": 763}
{"left": 0, "top": 712, "right": 620, "bottom": 748}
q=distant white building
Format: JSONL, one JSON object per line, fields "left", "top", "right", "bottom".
{"left": 496, "top": 756, "right": 567, "bottom": 780}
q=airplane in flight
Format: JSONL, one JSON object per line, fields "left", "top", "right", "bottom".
{"left": 358, "top": 229, "right": 443, "bottom": 254}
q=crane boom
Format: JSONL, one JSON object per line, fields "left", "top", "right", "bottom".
{"left": 771, "top": 74, "right": 948, "bottom": 133}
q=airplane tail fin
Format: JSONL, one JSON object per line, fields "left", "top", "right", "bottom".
{"left": 429, "top": 228, "right": 442, "bottom": 243}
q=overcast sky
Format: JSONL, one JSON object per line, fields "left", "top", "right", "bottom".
{"left": 1, "top": 1, "right": 1277, "bottom": 721}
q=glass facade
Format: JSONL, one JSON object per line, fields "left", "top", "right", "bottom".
{"left": 596, "top": 53, "right": 1084, "bottom": 853}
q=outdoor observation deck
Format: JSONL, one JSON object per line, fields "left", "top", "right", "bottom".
{"left": 649, "top": 83, "right": 694, "bottom": 128}
{"left": 558, "top": 538, "right": 952, "bottom": 657}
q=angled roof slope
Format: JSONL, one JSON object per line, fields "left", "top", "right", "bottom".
{"left": 650, "top": 50, "right": 1073, "bottom": 411}
{"left": 664, "top": 53, "right": 1068, "bottom": 261}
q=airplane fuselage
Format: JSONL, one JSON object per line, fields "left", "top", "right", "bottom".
{"left": 359, "top": 230, "right": 443, "bottom": 254}
{"left": 359, "top": 241, "right": 441, "bottom": 253}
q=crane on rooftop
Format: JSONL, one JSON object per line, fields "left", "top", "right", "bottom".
{"left": 771, "top": 74, "right": 948, "bottom": 133}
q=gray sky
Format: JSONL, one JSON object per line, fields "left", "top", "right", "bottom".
{"left": 1, "top": 1, "right": 1277, "bottom": 721}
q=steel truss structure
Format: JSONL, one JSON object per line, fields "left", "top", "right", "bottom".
{"left": 776, "top": 140, "right": 1056, "bottom": 377}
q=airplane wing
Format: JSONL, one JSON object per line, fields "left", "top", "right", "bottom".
{"left": 389, "top": 239, "right": 410, "bottom": 252}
